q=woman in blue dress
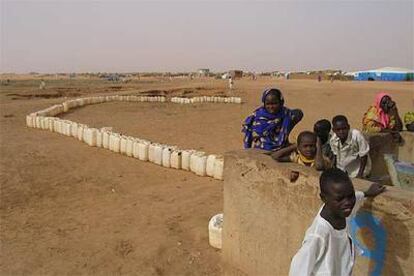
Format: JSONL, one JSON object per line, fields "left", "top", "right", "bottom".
{"left": 242, "top": 88, "right": 303, "bottom": 151}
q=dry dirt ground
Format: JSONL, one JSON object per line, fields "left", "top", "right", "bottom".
{"left": 1, "top": 77, "right": 413, "bottom": 275}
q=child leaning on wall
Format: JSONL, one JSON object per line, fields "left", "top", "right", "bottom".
{"left": 289, "top": 168, "right": 385, "bottom": 276}
{"left": 330, "top": 115, "right": 371, "bottom": 179}
{"left": 270, "top": 131, "right": 332, "bottom": 171}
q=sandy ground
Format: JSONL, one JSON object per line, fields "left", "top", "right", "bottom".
{"left": 1, "top": 77, "right": 413, "bottom": 275}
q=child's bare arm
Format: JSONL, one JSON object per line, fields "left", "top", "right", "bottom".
{"left": 270, "top": 144, "right": 297, "bottom": 162}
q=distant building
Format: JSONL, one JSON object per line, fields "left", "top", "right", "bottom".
{"left": 197, "top": 68, "right": 210, "bottom": 77}
{"left": 229, "top": 70, "right": 243, "bottom": 79}
{"left": 354, "top": 67, "right": 414, "bottom": 81}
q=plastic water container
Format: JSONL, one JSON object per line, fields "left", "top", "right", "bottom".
{"left": 26, "top": 115, "right": 34, "bottom": 127}
{"left": 213, "top": 156, "right": 224, "bottom": 180}
{"left": 206, "top": 155, "right": 217, "bottom": 177}
{"left": 84, "top": 128, "right": 98, "bottom": 146}
{"left": 153, "top": 144, "right": 164, "bottom": 165}
{"left": 162, "top": 147, "right": 173, "bottom": 168}
{"left": 48, "top": 118, "right": 55, "bottom": 131}
{"left": 57, "top": 120, "right": 64, "bottom": 134}
{"left": 126, "top": 138, "right": 134, "bottom": 157}
{"left": 70, "top": 122, "right": 78, "bottom": 137}
{"left": 190, "top": 152, "right": 207, "bottom": 176}
{"left": 102, "top": 131, "right": 110, "bottom": 149}
{"left": 110, "top": 133, "right": 121, "bottom": 152}
{"left": 53, "top": 119, "right": 59, "bottom": 133}
{"left": 137, "top": 140, "right": 150, "bottom": 161}
{"left": 171, "top": 150, "right": 182, "bottom": 169}
{"left": 208, "top": 213, "right": 223, "bottom": 249}
{"left": 96, "top": 130, "right": 103, "bottom": 147}
{"left": 35, "top": 116, "right": 41, "bottom": 128}
{"left": 120, "top": 136, "right": 128, "bottom": 155}
{"left": 181, "top": 150, "right": 194, "bottom": 171}
{"left": 63, "top": 102, "right": 69, "bottom": 112}
{"left": 77, "top": 124, "right": 85, "bottom": 141}
{"left": 39, "top": 117, "right": 46, "bottom": 129}
{"left": 63, "top": 121, "right": 71, "bottom": 136}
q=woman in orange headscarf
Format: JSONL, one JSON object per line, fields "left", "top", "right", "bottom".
{"left": 362, "top": 93, "right": 403, "bottom": 133}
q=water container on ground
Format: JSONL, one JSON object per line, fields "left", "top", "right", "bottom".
{"left": 171, "top": 150, "right": 182, "bottom": 169}
{"left": 213, "top": 156, "right": 224, "bottom": 180}
{"left": 120, "top": 136, "right": 128, "bottom": 155}
{"left": 70, "top": 122, "right": 78, "bottom": 137}
{"left": 84, "top": 128, "right": 98, "bottom": 146}
{"left": 96, "top": 130, "right": 103, "bottom": 147}
{"left": 63, "top": 102, "right": 69, "bottom": 112}
{"left": 206, "top": 155, "right": 217, "bottom": 177}
{"left": 181, "top": 150, "right": 194, "bottom": 171}
{"left": 48, "top": 118, "right": 55, "bottom": 131}
{"left": 137, "top": 140, "right": 150, "bottom": 161}
{"left": 102, "top": 131, "right": 110, "bottom": 149}
{"left": 77, "top": 124, "right": 86, "bottom": 141}
{"left": 126, "top": 138, "right": 134, "bottom": 157}
{"left": 162, "top": 147, "right": 172, "bottom": 168}
{"left": 148, "top": 143, "right": 156, "bottom": 162}
{"left": 208, "top": 213, "right": 223, "bottom": 249}
{"left": 190, "top": 152, "right": 207, "bottom": 176}
{"left": 153, "top": 144, "right": 163, "bottom": 165}
{"left": 110, "top": 133, "right": 121, "bottom": 153}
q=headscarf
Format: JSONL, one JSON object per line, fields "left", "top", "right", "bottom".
{"left": 374, "top": 92, "right": 391, "bottom": 128}
{"left": 242, "top": 88, "right": 292, "bottom": 151}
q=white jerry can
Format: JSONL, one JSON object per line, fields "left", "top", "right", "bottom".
{"left": 70, "top": 122, "right": 78, "bottom": 137}
{"left": 84, "top": 128, "right": 98, "bottom": 146}
{"left": 181, "top": 150, "right": 194, "bottom": 171}
{"left": 48, "top": 118, "right": 55, "bottom": 132}
{"left": 148, "top": 143, "right": 157, "bottom": 162}
{"left": 110, "top": 133, "right": 121, "bottom": 153}
{"left": 35, "top": 116, "right": 41, "bottom": 128}
{"left": 137, "top": 140, "right": 150, "bottom": 161}
{"left": 77, "top": 124, "right": 85, "bottom": 141}
{"left": 206, "top": 154, "right": 217, "bottom": 177}
{"left": 65, "top": 121, "right": 72, "bottom": 136}
{"left": 208, "top": 213, "right": 223, "bottom": 249}
{"left": 26, "top": 115, "right": 34, "bottom": 127}
{"left": 120, "top": 136, "right": 128, "bottom": 155}
{"left": 153, "top": 144, "right": 163, "bottom": 165}
{"left": 102, "top": 131, "right": 110, "bottom": 149}
{"left": 96, "top": 129, "right": 103, "bottom": 148}
{"left": 126, "top": 138, "right": 134, "bottom": 157}
{"left": 213, "top": 156, "right": 224, "bottom": 180}
{"left": 63, "top": 101, "right": 69, "bottom": 112}
{"left": 170, "top": 150, "right": 182, "bottom": 169}
{"left": 190, "top": 152, "right": 207, "bottom": 176}
{"left": 162, "top": 147, "right": 173, "bottom": 168}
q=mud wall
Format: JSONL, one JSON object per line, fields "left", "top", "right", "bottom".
{"left": 222, "top": 150, "right": 414, "bottom": 276}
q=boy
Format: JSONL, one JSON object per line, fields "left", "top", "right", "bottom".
{"left": 330, "top": 115, "right": 371, "bottom": 178}
{"left": 314, "top": 119, "right": 335, "bottom": 164}
{"left": 289, "top": 168, "right": 385, "bottom": 275}
{"left": 271, "top": 131, "right": 331, "bottom": 171}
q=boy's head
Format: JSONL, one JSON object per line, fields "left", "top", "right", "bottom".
{"left": 297, "top": 131, "right": 317, "bottom": 159}
{"left": 313, "top": 119, "right": 331, "bottom": 143}
{"left": 263, "top": 88, "right": 284, "bottom": 114}
{"left": 320, "top": 168, "right": 356, "bottom": 218}
{"left": 332, "top": 115, "right": 350, "bottom": 142}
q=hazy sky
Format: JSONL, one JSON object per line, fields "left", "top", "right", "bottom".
{"left": 1, "top": 1, "right": 413, "bottom": 73}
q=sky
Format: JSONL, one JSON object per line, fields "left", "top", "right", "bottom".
{"left": 1, "top": 0, "right": 413, "bottom": 73}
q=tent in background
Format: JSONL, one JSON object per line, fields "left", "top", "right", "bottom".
{"left": 354, "top": 67, "right": 414, "bottom": 81}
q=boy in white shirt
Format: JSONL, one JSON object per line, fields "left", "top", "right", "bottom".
{"left": 330, "top": 115, "right": 371, "bottom": 178}
{"left": 289, "top": 168, "right": 385, "bottom": 276}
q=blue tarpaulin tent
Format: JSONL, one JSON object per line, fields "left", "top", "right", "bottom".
{"left": 354, "top": 67, "right": 414, "bottom": 81}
